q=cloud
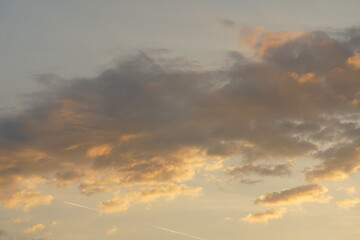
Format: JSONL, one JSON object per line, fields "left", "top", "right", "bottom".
{"left": 0, "top": 27, "right": 360, "bottom": 212}
{"left": 217, "top": 18, "right": 236, "bottom": 28}
{"left": 23, "top": 223, "right": 45, "bottom": 234}
{"left": 305, "top": 143, "right": 360, "bottom": 181}
{"left": 255, "top": 184, "right": 332, "bottom": 206}
{"left": 240, "top": 179, "right": 263, "bottom": 185}
{"left": 337, "top": 186, "right": 356, "bottom": 195}
{"left": 106, "top": 226, "right": 118, "bottom": 236}
{"left": 0, "top": 189, "right": 53, "bottom": 211}
{"left": 288, "top": 72, "right": 319, "bottom": 84}
{"left": 347, "top": 54, "right": 360, "bottom": 69}
{"left": 336, "top": 198, "right": 360, "bottom": 209}
{"left": 238, "top": 27, "right": 304, "bottom": 56}
{"left": 99, "top": 184, "right": 201, "bottom": 213}
{"left": 221, "top": 217, "right": 232, "bottom": 222}
{"left": 51, "top": 221, "right": 59, "bottom": 225}
{"left": 241, "top": 208, "right": 287, "bottom": 224}
{"left": 224, "top": 163, "right": 292, "bottom": 179}
{"left": 86, "top": 144, "right": 112, "bottom": 158}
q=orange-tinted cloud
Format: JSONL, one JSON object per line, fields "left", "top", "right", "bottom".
{"left": 288, "top": 72, "right": 319, "bottom": 84}
{"left": 238, "top": 27, "right": 304, "bottom": 56}
{"left": 99, "top": 184, "right": 201, "bottom": 213}
{"left": 106, "top": 226, "right": 118, "bottom": 236}
{"left": 337, "top": 186, "right": 356, "bottom": 195}
{"left": 23, "top": 223, "right": 45, "bottom": 234}
{"left": 0, "top": 28, "right": 360, "bottom": 213}
{"left": 347, "top": 54, "right": 360, "bottom": 69}
{"left": 305, "top": 145, "right": 360, "bottom": 181}
{"left": 336, "top": 198, "right": 360, "bottom": 209}
{"left": 241, "top": 208, "right": 287, "bottom": 224}
{"left": 1, "top": 189, "right": 53, "bottom": 212}
{"left": 255, "top": 184, "right": 332, "bottom": 206}
{"left": 86, "top": 144, "right": 112, "bottom": 158}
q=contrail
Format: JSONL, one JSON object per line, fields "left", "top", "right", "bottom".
{"left": 63, "top": 201, "right": 100, "bottom": 212}
{"left": 154, "top": 226, "right": 206, "bottom": 240}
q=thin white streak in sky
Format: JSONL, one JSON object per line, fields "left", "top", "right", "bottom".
{"left": 63, "top": 201, "right": 100, "bottom": 212}
{"left": 154, "top": 226, "right": 207, "bottom": 240}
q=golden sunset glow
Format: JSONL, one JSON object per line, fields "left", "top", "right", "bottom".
{"left": 1, "top": 1, "right": 360, "bottom": 240}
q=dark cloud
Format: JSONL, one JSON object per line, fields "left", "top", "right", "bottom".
{"left": 0, "top": 28, "right": 360, "bottom": 211}
{"left": 240, "top": 179, "right": 263, "bottom": 185}
{"left": 224, "top": 163, "right": 292, "bottom": 179}
{"left": 217, "top": 18, "right": 236, "bottom": 28}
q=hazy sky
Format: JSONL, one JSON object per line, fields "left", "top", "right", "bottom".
{"left": 1, "top": 1, "right": 360, "bottom": 240}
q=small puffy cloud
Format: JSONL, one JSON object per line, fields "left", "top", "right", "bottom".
{"left": 347, "top": 54, "right": 360, "bottom": 69}
{"left": 106, "top": 226, "right": 118, "bottom": 236}
{"left": 51, "top": 221, "right": 59, "bottom": 225}
{"left": 217, "top": 18, "right": 235, "bottom": 28}
{"left": 337, "top": 186, "right": 356, "bottom": 195}
{"left": 255, "top": 184, "right": 332, "bottom": 206}
{"left": 241, "top": 208, "right": 287, "bottom": 224}
{"left": 86, "top": 144, "right": 112, "bottom": 158}
{"left": 99, "top": 195, "right": 130, "bottom": 214}
{"left": 23, "top": 223, "right": 45, "bottom": 234}
{"left": 336, "top": 198, "right": 360, "bottom": 209}
{"left": 222, "top": 217, "right": 232, "bottom": 222}
{"left": 12, "top": 217, "right": 31, "bottom": 224}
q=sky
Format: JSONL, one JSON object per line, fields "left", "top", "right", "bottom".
{"left": 1, "top": 1, "right": 360, "bottom": 240}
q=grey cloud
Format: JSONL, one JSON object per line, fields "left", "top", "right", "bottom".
{"left": 0, "top": 28, "right": 360, "bottom": 211}
{"left": 255, "top": 184, "right": 332, "bottom": 206}
{"left": 264, "top": 32, "right": 353, "bottom": 74}
{"left": 217, "top": 18, "right": 236, "bottom": 28}
{"left": 240, "top": 179, "right": 263, "bottom": 185}
{"left": 305, "top": 139, "right": 360, "bottom": 181}
{"left": 224, "top": 163, "right": 292, "bottom": 178}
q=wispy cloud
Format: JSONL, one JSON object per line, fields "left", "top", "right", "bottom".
{"left": 336, "top": 198, "right": 360, "bottom": 209}
{"left": 106, "top": 226, "right": 118, "bottom": 236}
{"left": 337, "top": 186, "right": 357, "bottom": 195}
